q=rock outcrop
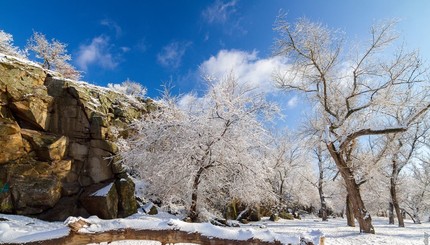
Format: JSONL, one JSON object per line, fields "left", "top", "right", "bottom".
{"left": 0, "top": 55, "right": 153, "bottom": 220}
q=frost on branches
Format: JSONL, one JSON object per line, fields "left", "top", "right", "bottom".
{"left": 27, "top": 31, "right": 81, "bottom": 80}
{"left": 274, "top": 15, "right": 430, "bottom": 233}
{"left": 0, "top": 29, "right": 26, "bottom": 59}
{"left": 120, "top": 74, "right": 278, "bottom": 221}
{"left": 108, "top": 79, "right": 147, "bottom": 98}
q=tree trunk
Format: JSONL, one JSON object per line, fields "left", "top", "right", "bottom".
{"left": 319, "top": 191, "right": 328, "bottom": 221}
{"left": 388, "top": 202, "right": 394, "bottom": 225}
{"left": 317, "top": 149, "right": 328, "bottom": 221}
{"left": 346, "top": 194, "right": 355, "bottom": 227}
{"left": 189, "top": 167, "right": 205, "bottom": 222}
{"left": 327, "top": 143, "right": 375, "bottom": 234}
{"left": 390, "top": 164, "right": 405, "bottom": 227}
{"left": 413, "top": 207, "right": 421, "bottom": 224}
{"left": 279, "top": 173, "right": 285, "bottom": 205}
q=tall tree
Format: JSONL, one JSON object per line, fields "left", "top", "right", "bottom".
{"left": 120, "top": 74, "right": 278, "bottom": 221}
{"left": 273, "top": 16, "right": 430, "bottom": 233}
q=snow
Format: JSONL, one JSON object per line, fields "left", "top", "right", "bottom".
{"left": 91, "top": 183, "right": 114, "bottom": 197}
{"left": 1, "top": 213, "right": 429, "bottom": 244}
{"left": 142, "top": 202, "right": 155, "bottom": 214}
{"left": 88, "top": 242, "right": 199, "bottom": 245}
{"left": 89, "top": 241, "right": 162, "bottom": 245}
{"left": 0, "top": 214, "right": 67, "bottom": 243}
{"left": 0, "top": 52, "right": 41, "bottom": 68}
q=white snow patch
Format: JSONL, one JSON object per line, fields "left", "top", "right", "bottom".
{"left": 91, "top": 183, "right": 114, "bottom": 197}
{"left": 0, "top": 52, "right": 41, "bottom": 68}
{"left": 142, "top": 202, "right": 155, "bottom": 214}
{"left": 0, "top": 214, "right": 68, "bottom": 243}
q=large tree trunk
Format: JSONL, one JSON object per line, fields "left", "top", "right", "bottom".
{"left": 318, "top": 187, "right": 328, "bottom": 221}
{"left": 189, "top": 167, "right": 205, "bottom": 222}
{"left": 390, "top": 162, "right": 405, "bottom": 227}
{"left": 390, "top": 172, "right": 405, "bottom": 227}
{"left": 388, "top": 202, "right": 394, "bottom": 225}
{"left": 346, "top": 194, "right": 355, "bottom": 227}
{"left": 327, "top": 143, "right": 375, "bottom": 234}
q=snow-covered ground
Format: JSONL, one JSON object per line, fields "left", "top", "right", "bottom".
{"left": 0, "top": 212, "right": 428, "bottom": 245}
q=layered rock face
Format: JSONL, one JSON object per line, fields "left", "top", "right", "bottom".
{"left": 0, "top": 56, "right": 152, "bottom": 220}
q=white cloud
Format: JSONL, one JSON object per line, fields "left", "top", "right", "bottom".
{"left": 157, "top": 41, "right": 192, "bottom": 69}
{"left": 199, "top": 49, "right": 288, "bottom": 93}
{"left": 100, "top": 19, "right": 122, "bottom": 38}
{"left": 287, "top": 96, "right": 298, "bottom": 108}
{"left": 76, "top": 36, "right": 118, "bottom": 71}
{"left": 120, "top": 46, "right": 130, "bottom": 52}
{"left": 202, "top": 0, "right": 238, "bottom": 24}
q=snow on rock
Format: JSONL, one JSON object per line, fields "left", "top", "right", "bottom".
{"left": 0, "top": 52, "right": 42, "bottom": 68}
{"left": 91, "top": 183, "right": 114, "bottom": 197}
{"left": 142, "top": 202, "right": 155, "bottom": 214}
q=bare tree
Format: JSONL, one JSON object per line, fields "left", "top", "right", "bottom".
{"left": 27, "top": 31, "right": 81, "bottom": 80}
{"left": 403, "top": 157, "right": 430, "bottom": 224}
{"left": 108, "top": 79, "right": 147, "bottom": 98}
{"left": 271, "top": 133, "right": 301, "bottom": 206}
{"left": 120, "top": 74, "right": 278, "bottom": 222}
{"left": 273, "top": 16, "right": 430, "bottom": 233}
{"left": 0, "top": 29, "right": 26, "bottom": 59}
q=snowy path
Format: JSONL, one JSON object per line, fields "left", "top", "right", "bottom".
{"left": 0, "top": 213, "right": 429, "bottom": 244}
{"left": 243, "top": 217, "right": 430, "bottom": 245}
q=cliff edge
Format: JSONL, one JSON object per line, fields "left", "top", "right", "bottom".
{"left": 0, "top": 54, "right": 153, "bottom": 221}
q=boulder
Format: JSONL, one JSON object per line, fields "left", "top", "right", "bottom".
{"left": 115, "top": 177, "right": 138, "bottom": 217}
{"left": 21, "top": 129, "right": 69, "bottom": 161}
{"left": 10, "top": 97, "right": 51, "bottom": 130}
{"left": 68, "top": 142, "right": 89, "bottom": 161}
{"left": 79, "top": 182, "right": 118, "bottom": 219}
{"left": 86, "top": 147, "right": 114, "bottom": 183}
{"left": 10, "top": 175, "right": 62, "bottom": 214}
{"left": 0, "top": 118, "right": 24, "bottom": 164}
{"left": 35, "top": 195, "right": 89, "bottom": 222}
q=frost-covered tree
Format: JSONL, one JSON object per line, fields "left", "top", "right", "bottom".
{"left": 108, "top": 79, "right": 147, "bottom": 98}
{"left": 0, "top": 29, "right": 26, "bottom": 58}
{"left": 270, "top": 132, "right": 318, "bottom": 213}
{"left": 120, "top": 74, "right": 278, "bottom": 221}
{"left": 403, "top": 158, "right": 430, "bottom": 224}
{"left": 384, "top": 123, "right": 428, "bottom": 227}
{"left": 27, "top": 31, "right": 81, "bottom": 80}
{"left": 273, "top": 16, "right": 430, "bottom": 233}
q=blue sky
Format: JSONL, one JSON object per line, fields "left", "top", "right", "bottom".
{"left": 1, "top": 0, "right": 429, "bottom": 127}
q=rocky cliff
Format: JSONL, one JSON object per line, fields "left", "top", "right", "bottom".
{"left": 0, "top": 55, "right": 153, "bottom": 221}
